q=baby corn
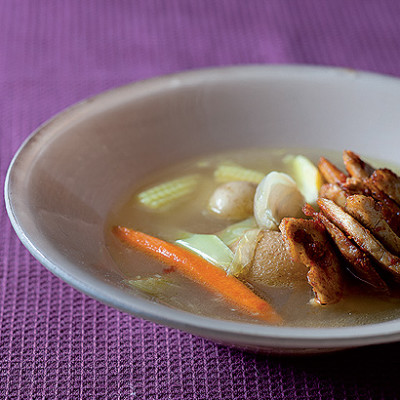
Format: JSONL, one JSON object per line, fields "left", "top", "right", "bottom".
{"left": 138, "top": 174, "right": 199, "bottom": 210}
{"left": 214, "top": 164, "right": 265, "bottom": 184}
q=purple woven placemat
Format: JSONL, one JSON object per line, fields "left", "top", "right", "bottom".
{"left": 2, "top": 1, "right": 400, "bottom": 399}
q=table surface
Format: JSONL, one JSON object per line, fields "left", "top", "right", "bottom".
{"left": 2, "top": 1, "right": 400, "bottom": 399}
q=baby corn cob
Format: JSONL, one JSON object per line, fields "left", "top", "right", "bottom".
{"left": 138, "top": 174, "right": 199, "bottom": 210}
{"left": 214, "top": 164, "right": 265, "bottom": 184}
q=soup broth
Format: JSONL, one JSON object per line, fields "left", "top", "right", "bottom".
{"left": 106, "top": 148, "right": 400, "bottom": 327}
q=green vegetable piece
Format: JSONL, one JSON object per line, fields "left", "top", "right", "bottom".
{"left": 283, "top": 154, "right": 322, "bottom": 205}
{"left": 137, "top": 174, "right": 200, "bottom": 210}
{"left": 128, "top": 275, "right": 180, "bottom": 294}
{"left": 217, "top": 217, "right": 258, "bottom": 246}
{"left": 175, "top": 234, "right": 234, "bottom": 269}
{"left": 228, "top": 229, "right": 261, "bottom": 276}
{"left": 127, "top": 276, "right": 199, "bottom": 313}
{"left": 214, "top": 163, "right": 265, "bottom": 184}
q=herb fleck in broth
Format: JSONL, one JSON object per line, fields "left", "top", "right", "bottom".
{"left": 106, "top": 148, "right": 400, "bottom": 327}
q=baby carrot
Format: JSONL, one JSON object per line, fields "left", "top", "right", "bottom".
{"left": 113, "top": 226, "right": 282, "bottom": 324}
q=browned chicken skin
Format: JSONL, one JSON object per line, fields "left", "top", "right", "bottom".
{"left": 279, "top": 217, "right": 344, "bottom": 305}
{"left": 319, "top": 183, "right": 349, "bottom": 208}
{"left": 318, "top": 157, "right": 347, "bottom": 184}
{"left": 370, "top": 169, "right": 400, "bottom": 207}
{"left": 345, "top": 195, "right": 400, "bottom": 255}
{"left": 302, "top": 203, "right": 389, "bottom": 293}
{"left": 277, "top": 150, "right": 400, "bottom": 305}
{"left": 363, "top": 178, "right": 400, "bottom": 236}
{"left": 320, "top": 156, "right": 400, "bottom": 237}
{"left": 343, "top": 150, "right": 375, "bottom": 179}
{"left": 318, "top": 198, "right": 400, "bottom": 282}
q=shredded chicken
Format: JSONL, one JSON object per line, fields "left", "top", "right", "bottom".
{"left": 279, "top": 217, "right": 344, "bottom": 305}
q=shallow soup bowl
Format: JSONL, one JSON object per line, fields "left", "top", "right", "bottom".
{"left": 5, "top": 65, "right": 400, "bottom": 354}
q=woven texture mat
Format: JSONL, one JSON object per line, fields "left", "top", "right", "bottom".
{"left": 2, "top": 1, "right": 400, "bottom": 399}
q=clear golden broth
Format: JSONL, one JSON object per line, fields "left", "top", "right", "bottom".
{"left": 106, "top": 148, "right": 400, "bottom": 327}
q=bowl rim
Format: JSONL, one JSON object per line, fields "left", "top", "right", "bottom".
{"left": 6, "top": 64, "right": 400, "bottom": 351}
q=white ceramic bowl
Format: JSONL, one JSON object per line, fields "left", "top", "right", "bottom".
{"left": 5, "top": 65, "right": 400, "bottom": 354}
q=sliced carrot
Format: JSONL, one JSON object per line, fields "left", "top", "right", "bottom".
{"left": 113, "top": 226, "right": 282, "bottom": 324}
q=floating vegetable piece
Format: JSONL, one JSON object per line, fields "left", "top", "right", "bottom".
{"left": 137, "top": 174, "right": 200, "bottom": 210}
{"left": 128, "top": 275, "right": 180, "bottom": 295}
{"left": 214, "top": 163, "right": 265, "bottom": 184}
{"left": 175, "top": 234, "right": 234, "bottom": 269}
{"left": 155, "top": 228, "right": 193, "bottom": 243}
{"left": 254, "top": 172, "right": 305, "bottom": 230}
{"left": 127, "top": 276, "right": 199, "bottom": 313}
{"left": 284, "top": 155, "right": 323, "bottom": 205}
{"left": 217, "top": 217, "right": 258, "bottom": 246}
{"left": 113, "top": 226, "right": 282, "bottom": 324}
{"left": 245, "top": 230, "right": 308, "bottom": 288}
{"left": 208, "top": 181, "right": 256, "bottom": 220}
{"left": 228, "top": 229, "right": 261, "bottom": 276}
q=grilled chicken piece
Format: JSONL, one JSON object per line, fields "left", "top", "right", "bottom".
{"left": 342, "top": 177, "right": 366, "bottom": 193}
{"left": 370, "top": 169, "right": 400, "bottom": 207}
{"left": 283, "top": 151, "right": 400, "bottom": 300}
{"left": 302, "top": 204, "right": 389, "bottom": 293}
{"left": 318, "top": 157, "right": 347, "bottom": 184}
{"left": 340, "top": 175, "right": 400, "bottom": 236}
{"left": 345, "top": 195, "right": 400, "bottom": 255}
{"left": 318, "top": 198, "right": 400, "bottom": 281}
{"left": 279, "top": 218, "right": 344, "bottom": 305}
{"left": 343, "top": 150, "right": 375, "bottom": 179}
{"left": 319, "top": 183, "right": 348, "bottom": 207}
{"left": 364, "top": 179, "right": 400, "bottom": 236}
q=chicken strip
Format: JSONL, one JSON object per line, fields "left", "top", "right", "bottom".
{"left": 318, "top": 157, "right": 347, "bottom": 184}
{"left": 302, "top": 204, "right": 389, "bottom": 293}
{"left": 342, "top": 177, "right": 366, "bottom": 193}
{"left": 345, "top": 195, "right": 400, "bottom": 255}
{"left": 364, "top": 179, "right": 400, "bottom": 236}
{"left": 319, "top": 183, "right": 348, "bottom": 208}
{"left": 370, "top": 168, "right": 400, "bottom": 207}
{"left": 343, "top": 150, "right": 375, "bottom": 179}
{"left": 279, "top": 218, "right": 344, "bottom": 305}
{"left": 318, "top": 198, "right": 400, "bottom": 281}
{"left": 341, "top": 176, "right": 400, "bottom": 236}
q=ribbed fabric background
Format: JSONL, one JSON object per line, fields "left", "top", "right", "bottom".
{"left": 2, "top": 1, "right": 400, "bottom": 399}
